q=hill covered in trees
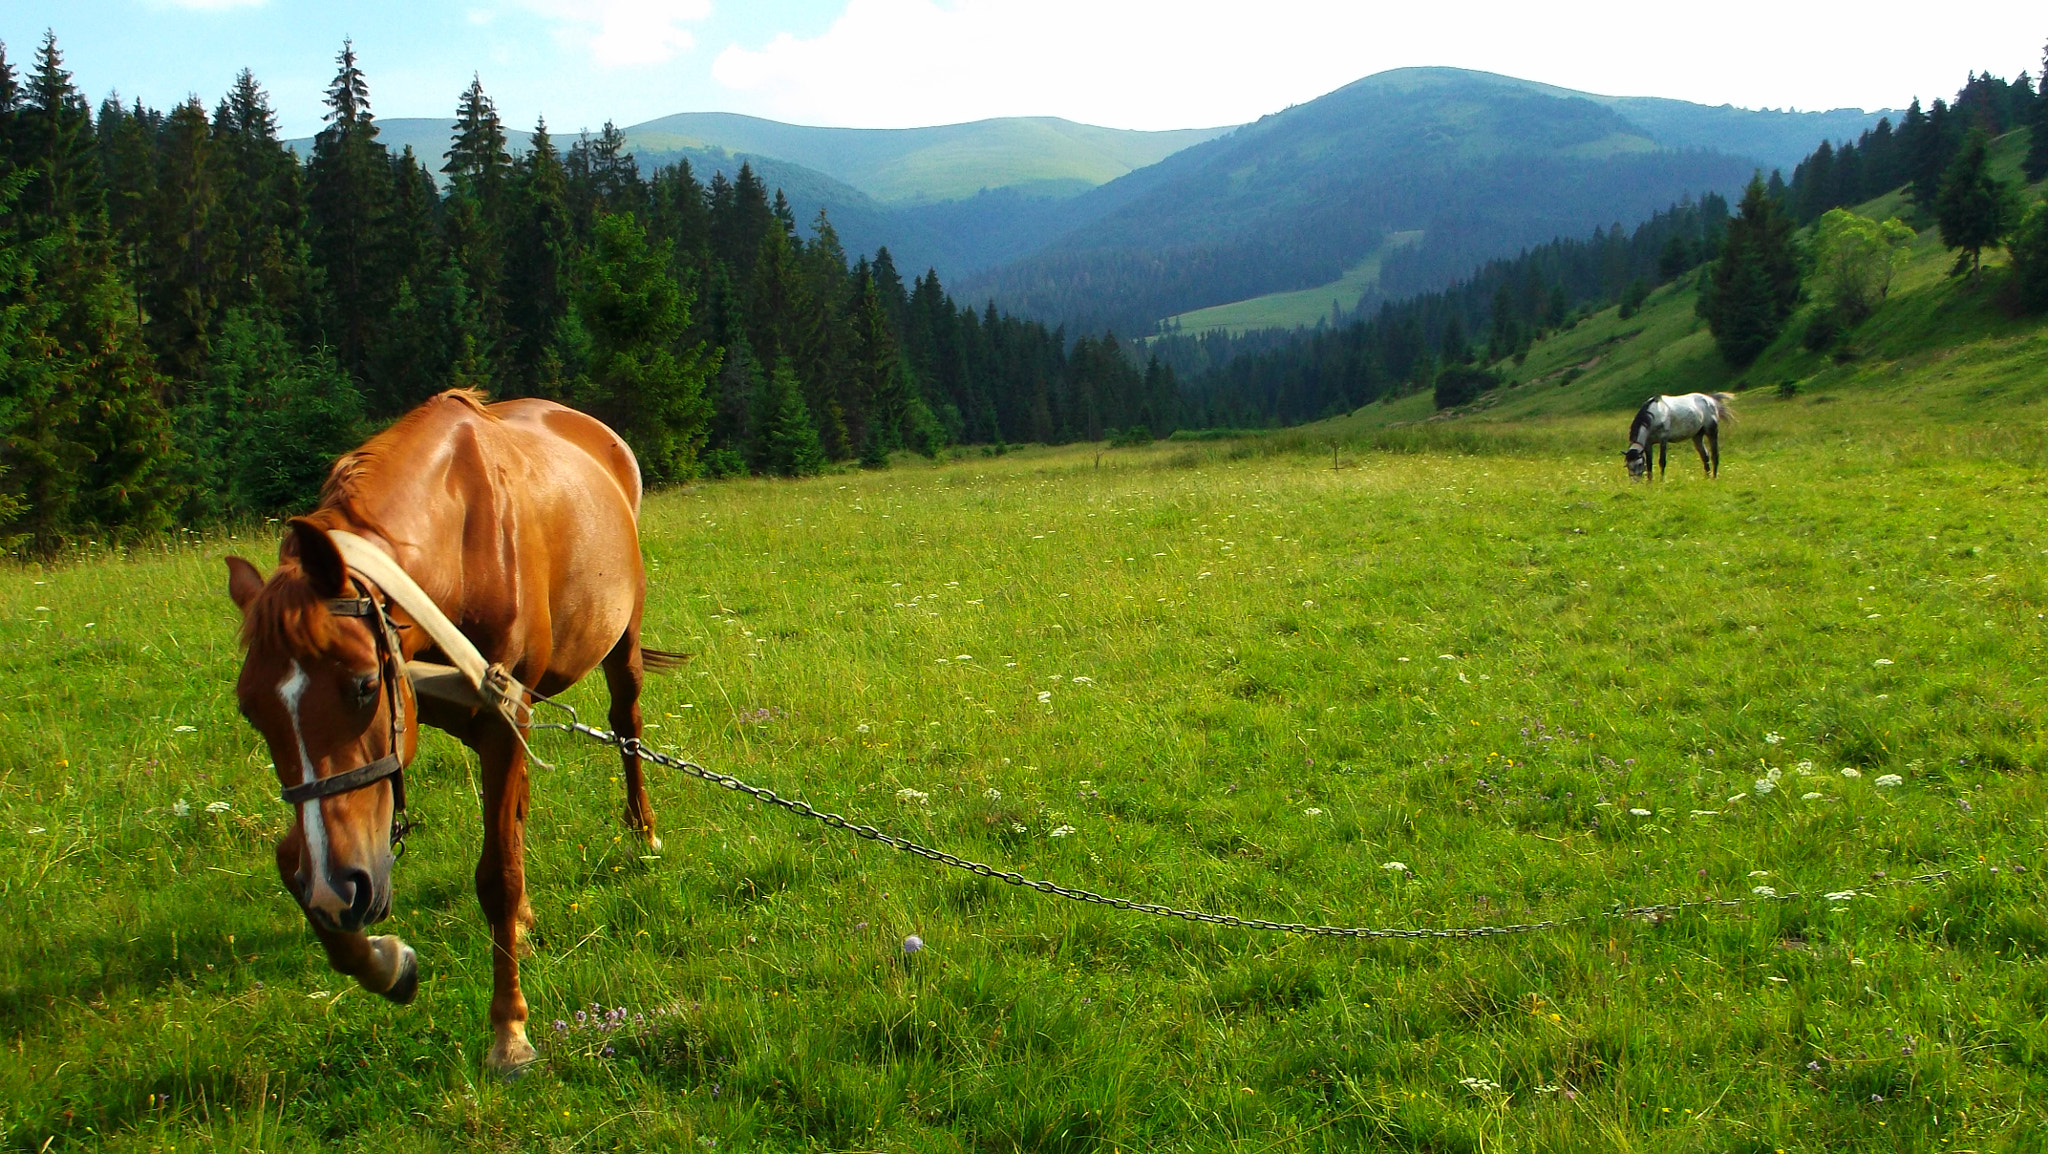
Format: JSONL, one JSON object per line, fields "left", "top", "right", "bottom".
{"left": 959, "top": 68, "right": 1889, "bottom": 334}
{"left": 1160, "top": 56, "right": 2048, "bottom": 431}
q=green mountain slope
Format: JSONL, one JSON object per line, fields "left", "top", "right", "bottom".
{"left": 1328, "top": 131, "right": 2046, "bottom": 444}
{"left": 966, "top": 68, "right": 1890, "bottom": 334}
{"left": 621, "top": 112, "right": 1229, "bottom": 204}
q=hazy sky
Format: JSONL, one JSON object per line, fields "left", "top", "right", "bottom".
{"left": 5, "top": 1, "right": 2044, "bottom": 139}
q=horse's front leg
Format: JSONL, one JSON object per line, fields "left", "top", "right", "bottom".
{"left": 276, "top": 839, "right": 418, "bottom": 1003}
{"left": 471, "top": 718, "right": 536, "bottom": 1075}
{"left": 1657, "top": 441, "right": 1667, "bottom": 479}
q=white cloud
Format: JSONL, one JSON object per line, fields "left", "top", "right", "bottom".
{"left": 712, "top": 0, "right": 2044, "bottom": 129}
{"left": 521, "top": 0, "right": 713, "bottom": 68}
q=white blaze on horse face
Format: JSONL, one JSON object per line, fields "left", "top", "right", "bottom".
{"left": 278, "top": 660, "right": 345, "bottom": 914}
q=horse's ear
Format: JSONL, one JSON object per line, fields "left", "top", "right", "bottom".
{"left": 226, "top": 556, "right": 264, "bottom": 612}
{"left": 286, "top": 519, "right": 348, "bottom": 598}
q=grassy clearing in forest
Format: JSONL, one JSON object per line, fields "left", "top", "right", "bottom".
{"left": 3, "top": 408, "right": 2046, "bottom": 1152}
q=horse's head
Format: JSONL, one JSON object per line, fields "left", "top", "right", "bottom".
{"left": 1623, "top": 445, "right": 1649, "bottom": 480}
{"left": 227, "top": 520, "right": 416, "bottom": 934}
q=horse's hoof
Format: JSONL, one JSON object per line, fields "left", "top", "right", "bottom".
{"left": 381, "top": 944, "right": 419, "bottom": 1005}
{"left": 646, "top": 835, "right": 663, "bottom": 854}
{"left": 488, "top": 1028, "right": 539, "bottom": 1079}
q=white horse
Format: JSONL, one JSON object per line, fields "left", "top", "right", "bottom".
{"left": 1624, "top": 393, "right": 1733, "bottom": 480}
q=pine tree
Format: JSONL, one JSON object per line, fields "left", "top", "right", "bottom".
{"left": 2025, "top": 42, "right": 2048, "bottom": 182}
{"left": 1699, "top": 174, "right": 1799, "bottom": 366}
{"left": 570, "top": 212, "right": 715, "bottom": 481}
{"left": 1934, "top": 128, "right": 2019, "bottom": 276}
{"left": 756, "top": 358, "right": 824, "bottom": 477}
{"left": 212, "top": 70, "right": 308, "bottom": 316}
{"left": 504, "top": 118, "right": 573, "bottom": 396}
{"left": 443, "top": 75, "right": 512, "bottom": 207}
{"left": 306, "top": 40, "right": 396, "bottom": 383}
{"left": 144, "top": 97, "right": 227, "bottom": 384}
{"left": 2008, "top": 201, "right": 2048, "bottom": 313}
{"left": 17, "top": 34, "right": 102, "bottom": 231}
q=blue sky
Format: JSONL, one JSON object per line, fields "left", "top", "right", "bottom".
{"left": 4, "top": 2, "right": 2043, "bottom": 139}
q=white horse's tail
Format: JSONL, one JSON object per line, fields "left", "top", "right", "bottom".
{"left": 1709, "top": 392, "right": 1736, "bottom": 424}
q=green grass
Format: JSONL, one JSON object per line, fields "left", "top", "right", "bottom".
{"left": 1165, "top": 232, "right": 1425, "bottom": 337}
{"left": 5, "top": 402, "right": 2048, "bottom": 1150}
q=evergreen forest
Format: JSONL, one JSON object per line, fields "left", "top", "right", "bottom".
{"left": 0, "top": 36, "right": 1176, "bottom": 554}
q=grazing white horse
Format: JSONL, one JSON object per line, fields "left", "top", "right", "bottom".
{"left": 1624, "top": 392, "right": 1733, "bottom": 480}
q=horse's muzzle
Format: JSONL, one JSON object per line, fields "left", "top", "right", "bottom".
{"left": 291, "top": 860, "right": 393, "bottom": 933}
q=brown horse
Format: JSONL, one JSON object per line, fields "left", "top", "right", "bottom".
{"left": 225, "top": 389, "right": 678, "bottom": 1074}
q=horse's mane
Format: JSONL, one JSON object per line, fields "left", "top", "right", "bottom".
{"left": 1628, "top": 398, "right": 1657, "bottom": 444}
{"left": 240, "top": 562, "right": 340, "bottom": 653}
{"left": 318, "top": 389, "right": 497, "bottom": 529}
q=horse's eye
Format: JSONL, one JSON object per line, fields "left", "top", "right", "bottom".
{"left": 351, "top": 673, "right": 380, "bottom": 711}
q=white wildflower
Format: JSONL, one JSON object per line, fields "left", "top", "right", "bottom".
{"left": 1753, "top": 886, "right": 1779, "bottom": 897}
{"left": 1875, "top": 774, "right": 1904, "bottom": 788}
{"left": 171, "top": 798, "right": 190, "bottom": 817}
{"left": 1801, "top": 792, "right": 1824, "bottom": 801}
{"left": 983, "top": 788, "right": 1002, "bottom": 801}
{"left": 173, "top": 725, "right": 197, "bottom": 734}
{"left": 205, "top": 801, "right": 231, "bottom": 814}
{"left": 1727, "top": 793, "right": 1748, "bottom": 803}
{"left": 1873, "top": 658, "right": 1894, "bottom": 666}
{"left": 896, "top": 788, "right": 930, "bottom": 805}
{"left": 1840, "top": 768, "right": 1862, "bottom": 779}
{"left": 1070, "top": 676, "right": 1093, "bottom": 685}
{"left": 1382, "top": 861, "right": 1408, "bottom": 872}
{"left": 856, "top": 723, "right": 870, "bottom": 734}
{"left": 1754, "top": 778, "right": 1777, "bottom": 795}
{"left": 1795, "top": 760, "right": 1815, "bottom": 774}
{"left": 1749, "top": 870, "right": 1772, "bottom": 879}
{"left": 1037, "top": 691, "right": 1052, "bottom": 703}
{"left": 955, "top": 654, "right": 973, "bottom": 662}
{"left": 1049, "top": 825, "right": 1076, "bottom": 838}
{"left": 1437, "top": 654, "right": 1455, "bottom": 661}
{"left": 1690, "top": 810, "right": 1719, "bottom": 816}
{"left": 1764, "top": 732, "right": 1783, "bottom": 745}
{"left": 1303, "top": 807, "right": 1324, "bottom": 817}
{"left": 1629, "top": 808, "right": 1651, "bottom": 817}
{"left": 1825, "top": 891, "right": 1857, "bottom": 902}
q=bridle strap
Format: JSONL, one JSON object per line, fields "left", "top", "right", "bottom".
{"left": 281, "top": 582, "right": 414, "bottom": 847}
{"left": 282, "top": 753, "right": 405, "bottom": 807}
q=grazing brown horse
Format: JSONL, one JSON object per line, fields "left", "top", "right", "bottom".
{"left": 225, "top": 389, "right": 679, "bottom": 1074}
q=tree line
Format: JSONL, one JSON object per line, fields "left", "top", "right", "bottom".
{"left": 0, "top": 35, "right": 1178, "bottom": 554}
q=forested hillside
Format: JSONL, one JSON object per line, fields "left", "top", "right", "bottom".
{"left": 1163, "top": 58, "right": 2048, "bottom": 429}
{"left": 961, "top": 68, "right": 1889, "bottom": 334}
{"left": 0, "top": 36, "right": 1182, "bottom": 555}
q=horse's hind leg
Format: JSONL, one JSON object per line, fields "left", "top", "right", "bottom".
{"left": 1694, "top": 431, "right": 1712, "bottom": 476}
{"left": 602, "top": 623, "right": 658, "bottom": 851}
{"left": 1708, "top": 426, "right": 1720, "bottom": 477}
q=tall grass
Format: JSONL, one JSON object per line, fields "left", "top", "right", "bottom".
{"left": 1, "top": 408, "right": 2043, "bottom": 1151}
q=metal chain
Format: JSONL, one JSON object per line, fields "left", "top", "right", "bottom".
{"left": 531, "top": 706, "right": 1956, "bottom": 941}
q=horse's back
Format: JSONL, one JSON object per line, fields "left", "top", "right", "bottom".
{"left": 488, "top": 398, "right": 643, "bottom": 515}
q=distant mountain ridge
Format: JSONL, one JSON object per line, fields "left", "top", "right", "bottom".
{"left": 959, "top": 68, "right": 1893, "bottom": 332}
{"left": 286, "top": 70, "right": 1891, "bottom": 333}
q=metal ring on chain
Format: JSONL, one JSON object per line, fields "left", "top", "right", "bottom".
{"left": 525, "top": 705, "right": 1957, "bottom": 942}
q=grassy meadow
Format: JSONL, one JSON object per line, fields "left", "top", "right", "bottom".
{"left": 5, "top": 381, "right": 2048, "bottom": 1151}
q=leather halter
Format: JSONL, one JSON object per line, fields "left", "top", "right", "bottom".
{"left": 278, "top": 587, "right": 414, "bottom": 848}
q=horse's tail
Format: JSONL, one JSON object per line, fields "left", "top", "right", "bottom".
{"left": 1710, "top": 392, "right": 1736, "bottom": 423}
{"left": 641, "top": 647, "right": 693, "bottom": 673}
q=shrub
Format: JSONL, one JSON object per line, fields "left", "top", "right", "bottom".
{"left": 1434, "top": 365, "right": 1500, "bottom": 410}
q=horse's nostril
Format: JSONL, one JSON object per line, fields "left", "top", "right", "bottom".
{"left": 341, "top": 868, "right": 375, "bottom": 928}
